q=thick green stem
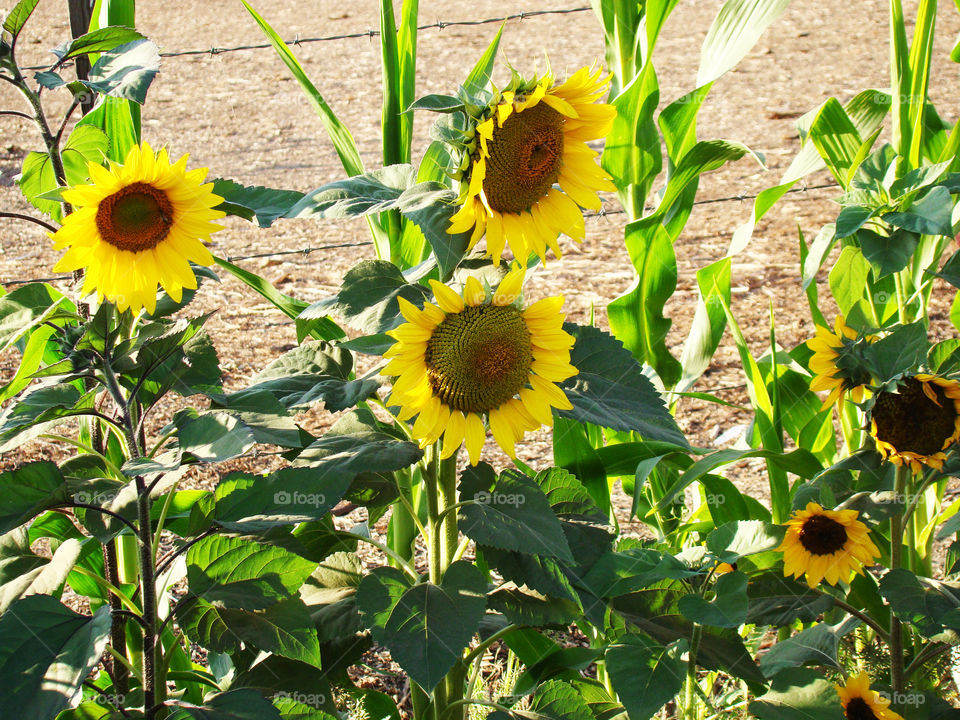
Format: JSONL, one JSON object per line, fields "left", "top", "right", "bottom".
{"left": 685, "top": 624, "right": 703, "bottom": 720}
{"left": 889, "top": 464, "right": 910, "bottom": 694}
{"left": 136, "top": 476, "right": 157, "bottom": 720}
{"left": 103, "top": 541, "right": 130, "bottom": 697}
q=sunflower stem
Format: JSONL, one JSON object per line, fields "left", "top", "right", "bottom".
{"left": 684, "top": 624, "right": 703, "bottom": 720}
{"left": 889, "top": 463, "right": 910, "bottom": 694}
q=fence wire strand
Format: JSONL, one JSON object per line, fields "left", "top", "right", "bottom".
{"left": 1, "top": 182, "right": 839, "bottom": 287}
{"left": 157, "top": 7, "right": 593, "bottom": 59}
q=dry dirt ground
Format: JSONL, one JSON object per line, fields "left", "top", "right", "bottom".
{"left": 1, "top": 0, "right": 960, "bottom": 712}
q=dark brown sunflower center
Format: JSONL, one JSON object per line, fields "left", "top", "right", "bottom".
{"left": 96, "top": 182, "right": 174, "bottom": 252}
{"left": 482, "top": 101, "right": 564, "bottom": 214}
{"left": 424, "top": 304, "right": 532, "bottom": 414}
{"left": 798, "top": 514, "right": 848, "bottom": 555}
{"left": 872, "top": 377, "right": 957, "bottom": 457}
{"left": 844, "top": 698, "right": 879, "bottom": 720}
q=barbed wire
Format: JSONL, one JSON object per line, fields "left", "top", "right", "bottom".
{"left": 156, "top": 7, "right": 593, "bottom": 59}
{"left": 0, "top": 181, "right": 839, "bottom": 288}
{"left": 16, "top": 6, "right": 593, "bottom": 71}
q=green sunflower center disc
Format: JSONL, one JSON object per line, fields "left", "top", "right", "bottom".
{"left": 425, "top": 304, "right": 532, "bottom": 414}
{"left": 483, "top": 101, "right": 564, "bottom": 214}
{"left": 96, "top": 182, "right": 174, "bottom": 252}
{"left": 798, "top": 514, "right": 848, "bottom": 555}
{"left": 873, "top": 377, "right": 957, "bottom": 457}
{"left": 844, "top": 698, "right": 879, "bottom": 720}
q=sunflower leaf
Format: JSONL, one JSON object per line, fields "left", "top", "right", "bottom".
{"left": 748, "top": 668, "right": 847, "bottom": 720}
{"left": 165, "top": 689, "right": 284, "bottom": 720}
{"left": 559, "top": 324, "right": 687, "bottom": 446}
{"left": 356, "top": 561, "right": 486, "bottom": 692}
{"left": 758, "top": 617, "right": 860, "bottom": 678}
{"left": 677, "top": 571, "right": 749, "bottom": 628}
{"left": 82, "top": 39, "right": 160, "bottom": 104}
{"left": 606, "top": 636, "right": 687, "bottom": 720}
{"left": 458, "top": 464, "right": 574, "bottom": 562}
{"left": 211, "top": 179, "right": 304, "bottom": 228}
{"left": 0, "top": 596, "right": 111, "bottom": 719}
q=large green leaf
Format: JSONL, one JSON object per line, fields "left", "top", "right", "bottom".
{"left": 211, "top": 179, "right": 305, "bottom": 228}
{"left": 0, "top": 461, "right": 71, "bottom": 534}
{"left": 758, "top": 618, "right": 859, "bottom": 678}
{"left": 878, "top": 569, "right": 960, "bottom": 638}
{"left": 185, "top": 534, "right": 317, "bottom": 611}
{"left": 613, "top": 586, "right": 765, "bottom": 683}
{"left": 174, "top": 410, "right": 256, "bottom": 462}
{"left": 697, "top": 0, "right": 791, "bottom": 87}
{"left": 83, "top": 39, "right": 159, "bottom": 103}
{"left": 748, "top": 668, "right": 846, "bottom": 720}
{"left": 239, "top": 340, "right": 374, "bottom": 412}
{"left": 356, "top": 561, "right": 486, "bottom": 692}
{"left": 2, "top": 0, "right": 40, "bottom": 38}
{"left": 166, "top": 689, "right": 284, "bottom": 720}
{"left": 0, "top": 596, "right": 110, "bottom": 719}
{"left": 458, "top": 464, "right": 573, "bottom": 562}
{"left": 0, "top": 283, "right": 75, "bottom": 352}
{"left": 558, "top": 324, "right": 686, "bottom": 446}
{"left": 705, "top": 520, "right": 786, "bottom": 562}
{"left": 291, "top": 411, "right": 422, "bottom": 476}
{"left": 177, "top": 597, "right": 322, "bottom": 667}
{"left": 19, "top": 126, "right": 109, "bottom": 221}
{"left": 57, "top": 26, "right": 145, "bottom": 59}
{"left": 0, "top": 535, "right": 81, "bottom": 613}
{"left": 287, "top": 165, "right": 417, "bottom": 219}
{"left": 678, "top": 571, "right": 749, "bottom": 628}
{"left": 300, "top": 259, "right": 428, "bottom": 335}
{"left": 489, "top": 679, "right": 594, "bottom": 720}
{"left": 487, "top": 583, "right": 580, "bottom": 628}
{"left": 536, "top": 467, "right": 616, "bottom": 568}
{"left": 606, "top": 635, "right": 686, "bottom": 720}
{"left": 579, "top": 547, "right": 697, "bottom": 599}
{"left": 212, "top": 468, "right": 353, "bottom": 532}
{"left": 745, "top": 571, "right": 834, "bottom": 626}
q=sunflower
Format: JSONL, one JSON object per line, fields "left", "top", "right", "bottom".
{"left": 778, "top": 502, "right": 880, "bottom": 588}
{"left": 447, "top": 66, "right": 616, "bottom": 266}
{"left": 50, "top": 142, "right": 225, "bottom": 315}
{"left": 807, "top": 315, "right": 875, "bottom": 410}
{"left": 835, "top": 673, "right": 904, "bottom": 720}
{"left": 383, "top": 265, "right": 577, "bottom": 464}
{"left": 869, "top": 374, "right": 960, "bottom": 473}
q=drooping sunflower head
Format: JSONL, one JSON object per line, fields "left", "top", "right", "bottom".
{"left": 777, "top": 502, "right": 880, "bottom": 588}
{"left": 835, "top": 672, "right": 904, "bottom": 720}
{"left": 447, "top": 66, "right": 616, "bottom": 266}
{"left": 50, "top": 142, "right": 225, "bottom": 315}
{"left": 383, "top": 264, "right": 578, "bottom": 465}
{"left": 807, "top": 315, "right": 876, "bottom": 410}
{"left": 869, "top": 374, "right": 960, "bottom": 473}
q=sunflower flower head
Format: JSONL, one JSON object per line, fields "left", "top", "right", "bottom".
{"left": 447, "top": 66, "right": 616, "bottom": 267}
{"left": 777, "top": 502, "right": 880, "bottom": 588}
{"left": 869, "top": 374, "right": 960, "bottom": 473}
{"left": 50, "top": 142, "right": 225, "bottom": 315}
{"left": 835, "top": 672, "right": 904, "bottom": 720}
{"left": 383, "top": 264, "right": 578, "bottom": 465}
{"left": 807, "top": 315, "right": 876, "bottom": 410}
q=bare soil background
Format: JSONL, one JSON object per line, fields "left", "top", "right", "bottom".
{"left": 1, "top": 0, "right": 960, "bottom": 711}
